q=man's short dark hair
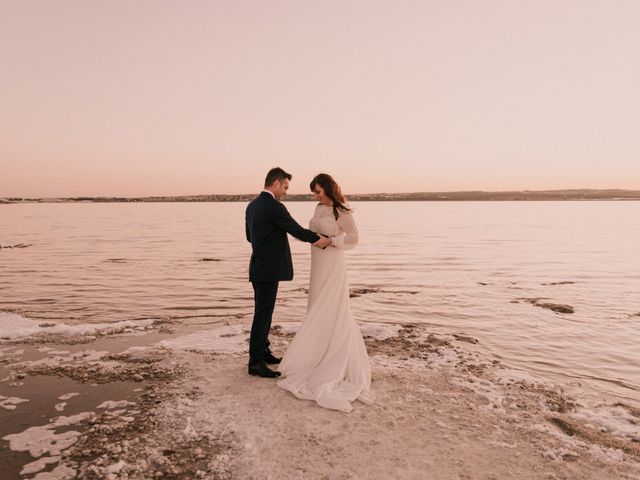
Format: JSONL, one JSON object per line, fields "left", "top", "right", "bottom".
{"left": 264, "top": 167, "right": 292, "bottom": 187}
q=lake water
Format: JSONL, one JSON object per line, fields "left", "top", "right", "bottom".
{"left": 1, "top": 201, "right": 639, "bottom": 404}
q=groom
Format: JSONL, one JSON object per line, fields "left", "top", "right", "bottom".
{"left": 245, "top": 167, "right": 332, "bottom": 377}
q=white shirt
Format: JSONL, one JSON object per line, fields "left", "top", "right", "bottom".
{"left": 261, "top": 189, "right": 275, "bottom": 199}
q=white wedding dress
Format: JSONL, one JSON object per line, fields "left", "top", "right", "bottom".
{"left": 277, "top": 204, "right": 375, "bottom": 412}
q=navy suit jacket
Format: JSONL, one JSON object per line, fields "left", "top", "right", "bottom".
{"left": 245, "top": 192, "right": 320, "bottom": 282}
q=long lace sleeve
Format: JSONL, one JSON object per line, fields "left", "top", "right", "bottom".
{"left": 331, "top": 211, "right": 359, "bottom": 250}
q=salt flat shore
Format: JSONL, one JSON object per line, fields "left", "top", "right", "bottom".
{"left": 1, "top": 313, "right": 639, "bottom": 480}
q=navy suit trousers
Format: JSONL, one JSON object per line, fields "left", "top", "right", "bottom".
{"left": 249, "top": 281, "right": 279, "bottom": 365}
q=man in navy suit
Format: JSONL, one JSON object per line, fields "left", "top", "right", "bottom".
{"left": 245, "top": 167, "right": 331, "bottom": 377}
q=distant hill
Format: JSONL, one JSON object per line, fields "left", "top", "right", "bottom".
{"left": 2, "top": 189, "right": 640, "bottom": 203}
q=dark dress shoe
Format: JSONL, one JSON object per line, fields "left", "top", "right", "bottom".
{"left": 263, "top": 350, "right": 282, "bottom": 364}
{"left": 248, "top": 362, "right": 281, "bottom": 378}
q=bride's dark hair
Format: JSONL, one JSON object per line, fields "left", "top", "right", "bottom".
{"left": 309, "top": 173, "right": 352, "bottom": 220}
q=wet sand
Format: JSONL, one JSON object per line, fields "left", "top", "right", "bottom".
{"left": 1, "top": 319, "right": 639, "bottom": 480}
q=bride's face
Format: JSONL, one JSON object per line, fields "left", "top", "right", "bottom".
{"left": 312, "top": 184, "right": 331, "bottom": 205}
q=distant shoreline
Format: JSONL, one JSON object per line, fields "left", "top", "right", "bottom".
{"left": 2, "top": 189, "right": 640, "bottom": 203}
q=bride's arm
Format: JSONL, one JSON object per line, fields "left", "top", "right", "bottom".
{"left": 331, "top": 212, "right": 359, "bottom": 250}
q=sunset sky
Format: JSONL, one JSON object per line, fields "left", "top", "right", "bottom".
{"left": 2, "top": 1, "right": 639, "bottom": 197}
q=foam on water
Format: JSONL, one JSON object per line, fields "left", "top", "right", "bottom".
{"left": 0, "top": 312, "right": 155, "bottom": 341}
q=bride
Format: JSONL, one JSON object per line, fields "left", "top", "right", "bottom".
{"left": 277, "top": 173, "right": 375, "bottom": 413}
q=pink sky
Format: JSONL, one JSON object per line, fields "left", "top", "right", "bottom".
{"left": 1, "top": 1, "right": 639, "bottom": 197}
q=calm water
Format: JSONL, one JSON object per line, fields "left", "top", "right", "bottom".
{"left": 1, "top": 202, "right": 639, "bottom": 403}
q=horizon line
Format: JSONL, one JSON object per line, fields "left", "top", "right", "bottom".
{"left": 3, "top": 187, "right": 640, "bottom": 201}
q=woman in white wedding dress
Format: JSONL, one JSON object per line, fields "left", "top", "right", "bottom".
{"left": 277, "top": 173, "right": 375, "bottom": 413}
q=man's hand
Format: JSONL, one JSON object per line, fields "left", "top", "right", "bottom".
{"left": 313, "top": 236, "right": 332, "bottom": 249}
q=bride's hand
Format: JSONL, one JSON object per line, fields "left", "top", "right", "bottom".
{"left": 313, "top": 236, "right": 332, "bottom": 249}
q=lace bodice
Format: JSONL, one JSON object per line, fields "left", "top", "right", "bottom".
{"left": 309, "top": 204, "right": 359, "bottom": 250}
